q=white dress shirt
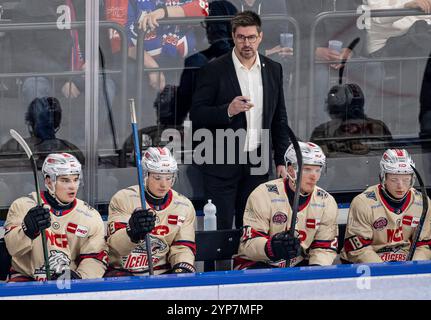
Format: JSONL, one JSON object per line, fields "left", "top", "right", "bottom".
{"left": 232, "top": 49, "right": 264, "bottom": 152}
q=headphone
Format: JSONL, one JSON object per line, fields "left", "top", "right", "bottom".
{"left": 25, "top": 97, "right": 62, "bottom": 138}
{"left": 326, "top": 38, "right": 365, "bottom": 118}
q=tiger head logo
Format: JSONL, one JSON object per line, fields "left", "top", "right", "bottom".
{"left": 45, "top": 250, "right": 71, "bottom": 275}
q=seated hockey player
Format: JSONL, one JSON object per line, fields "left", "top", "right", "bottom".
{"left": 341, "top": 149, "right": 431, "bottom": 263}
{"left": 4, "top": 153, "right": 108, "bottom": 282}
{"left": 233, "top": 142, "right": 339, "bottom": 269}
{"left": 106, "top": 147, "right": 196, "bottom": 276}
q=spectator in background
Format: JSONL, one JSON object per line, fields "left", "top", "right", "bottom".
{"left": 105, "top": 0, "right": 129, "bottom": 56}
{"left": 310, "top": 83, "right": 393, "bottom": 156}
{"left": 0, "top": 97, "right": 85, "bottom": 168}
{"left": 105, "top": 0, "right": 166, "bottom": 92}
{"left": 104, "top": 0, "right": 136, "bottom": 97}
{"left": 364, "top": 0, "right": 431, "bottom": 144}
{"left": 118, "top": 1, "right": 237, "bottom": 165}
{"left": 104, "top": 0, "right": 208, "bottom": 133}
{"left": 156, "top": 0, "right": 238, "bottom": 126}
{"left": 287, "top": 0, "right": 383, "bottom": 130}
{"left": 12, "top": 0, "right": 115, "bottom": 105}
{"left": 364, "top": 0, "right": 431, "bottom": 58}
{"left": 125, "top": 0, "right": 209, "bottom": 90}
{"left": 232, "top": 0, "right": 292, "bottom": 61}
{"left": 187, "top": 0, "right": 237, "bottom": 67}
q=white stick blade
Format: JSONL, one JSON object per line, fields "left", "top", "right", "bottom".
{"left": 129, "top": 99, "right": 137, "bottom": 124}
{"left": 10, "top": 129, "right": 33, "bottom": 159}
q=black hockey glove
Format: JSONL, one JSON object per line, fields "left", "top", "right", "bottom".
{"left": 50, "top": 270, "right": 82, "bottom": 281}
{"left": 126, "top": 208, "right": 156, "bottom": 243}
{"left": 22, "top": 206, "right": 51, "bottom": 240}
{"left": 265, "top": 231, "right": 301, "bottom": 261}
{"left": 171, "top": 262, "right": 196, "bottom": 274}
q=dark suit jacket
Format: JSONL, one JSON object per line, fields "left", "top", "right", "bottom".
{"left": 190, "top": 50, "right": 289, "bottom": 177}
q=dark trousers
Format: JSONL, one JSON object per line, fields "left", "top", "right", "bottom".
{"left": 202, "top": 163, "right": 269, "bottom": 230}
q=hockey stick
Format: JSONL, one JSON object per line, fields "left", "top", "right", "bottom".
{"left": 338, "top": 37, "right": 360, "bottom": 85}
{"left": 287, "top": 126, "right": 303, "bottom": 238}
{"left": 129, "top": 99, "right": 154, "bottom": 275}
{"left": 99, "top": 46, "right": 119, "bottom": 152}
{"left": 282, "top": 125, "right": 303, "bottom": 268}
{"left": 9, "top": 129, "right": 51, "bottom": 280}
{"left": 407, "top": 165, "right": 429, "bottom": 261}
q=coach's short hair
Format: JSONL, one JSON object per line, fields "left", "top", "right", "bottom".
{"left": 231, "top": 10, "right": 262, "bottom": 34}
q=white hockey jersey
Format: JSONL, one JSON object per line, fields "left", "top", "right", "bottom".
{"left": 341, "top": 184, "right": 431, "bottom": 263}
{"left": 4, "top": 192, "right": 108, "bottom": 281}
{"left": 107, "top": 186, "right": 196, "bottom": 275}
{"left": 234, "top": 178, "right": 339, "bottom": 268}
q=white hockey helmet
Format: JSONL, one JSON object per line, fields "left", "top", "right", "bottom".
{"left": 380, "top": 149, "right": 415, "bottom": 186}
{"left": 42, "top": 153, "right": 82, "bottom": 179}
{"left": 142, "top": 147, "right": 178, "bottom": 175}
{"left": 284, "top": 141, "right": 326, "bottom": 171}
{"left": 42, "top": 153, "right": 82, "bottom": 194}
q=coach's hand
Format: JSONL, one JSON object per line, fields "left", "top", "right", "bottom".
{"left": 227, "top": 96, "right": 254, "bottom": 117}
{"left": 276, "top": 165, "right": 288, "bottom": 179}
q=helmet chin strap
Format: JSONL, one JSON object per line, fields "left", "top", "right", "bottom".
{"left": 45, "top": 175, "right": 56, "bottom": 196}
{"left": 286, "top": 169, "right": 296, "bottom": 185}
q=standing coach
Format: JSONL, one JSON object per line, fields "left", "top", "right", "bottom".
{"left": 190, "top": 11, "right": 290, "bottom": 230}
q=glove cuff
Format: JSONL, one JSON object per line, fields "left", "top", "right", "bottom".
{"left": 126, "top": 224, "right": 141, "bottom": 243}
{"left": 70, "top": 270, "right": 82, "bottom": 279}
{"left": 265, "top": 237, "right": 276, "bottom": 261}
{"left": 22, "top": 221, "right": 40, "bottom": 240}
{"left": 171, "top": 262, "right": 196, "bottom": 273}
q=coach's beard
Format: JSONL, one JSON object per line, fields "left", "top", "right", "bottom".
{"left": 240, "top": 47, "right": 256, "bottom": 60}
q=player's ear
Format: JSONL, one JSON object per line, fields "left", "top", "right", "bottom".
{"left": 45, "top": 176, "right": 54, "bottom": 189}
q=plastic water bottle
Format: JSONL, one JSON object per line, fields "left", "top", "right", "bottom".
{"left": 203, "top": 199, "right": 217, "bottom": 231}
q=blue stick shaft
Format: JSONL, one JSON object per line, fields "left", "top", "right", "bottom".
{"left": 131, "top": 122, "right": 146, "bottom": 208}
{"left": 130, "top": 100, "right": 154, "bottom": 275}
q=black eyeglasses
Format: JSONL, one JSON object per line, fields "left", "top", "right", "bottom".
{"left": 235, "top": 34, "right": 259, "bottom": 44}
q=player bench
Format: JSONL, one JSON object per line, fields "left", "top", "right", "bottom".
{"left": 0, "top": 218, "right": 348, "bottom": 278}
